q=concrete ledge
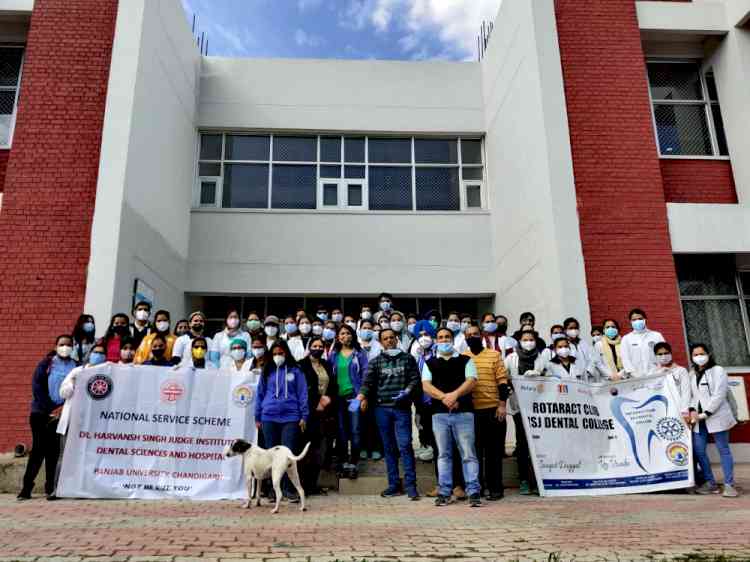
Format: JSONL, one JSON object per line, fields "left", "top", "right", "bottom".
{"left": 637, "top": 1, "right": 728, "bottom": 35}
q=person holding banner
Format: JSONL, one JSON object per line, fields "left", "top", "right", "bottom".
{"left": 135, "top": 310, "right": 175, "bottom": 364}
{"left": 70, "top": 314, "right": 96, "bottom": 365}
{"left": 687, "top": 344, "right": 739, "bottom": 498}
{"left": 563, "top": 317, "right": 594, "bottom": 374}
{"left": 545, "top": 338, "right": 589, "bottom": 380}
{"left": 650, "top": 342, "right": 690, "bottom": 415}
{"left": 226, "top": 338, "right": 255, "bottom": 377}
{"left": 593, "top": 319, "right": 623, "bottom": 380}
{"left": 143, "top": 334, "right": 172, "bottom": 366}
{"left": 103, "top": 313, "right": 131, "bottom": 363}
{"left": 620, "top": 308, "right": 664, "bottom": 377}
{"left": 172, "top": 312, "right": 212, "bottom": 367}
{"left": 188, "top": 337, "right": 210, "bottom": 370}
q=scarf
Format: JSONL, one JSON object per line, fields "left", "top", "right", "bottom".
{"left": 516, "top": 346, "right": 539, "bottom": 375}
{"left": 600, "top": 336, "right": 622, "bottom": 372}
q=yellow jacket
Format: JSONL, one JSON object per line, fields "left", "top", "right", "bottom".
{"left": 135, "top": 333, "right": 176, "bottom": 364}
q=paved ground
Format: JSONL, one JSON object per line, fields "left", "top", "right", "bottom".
{"left": 1, "top": 470, "right": 749, "bottom": 562}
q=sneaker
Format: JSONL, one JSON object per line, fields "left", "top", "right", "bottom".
{"left": 286, "top": 493, "right": 300, "bottom": 504}
{"left": 16, "top": 492, "right": 31, "bottom": 501}
{"left": 434, "top": 495, "right": 452, "bottom": 506}
{"left": 348, "top": 466, "right": 358, "bottom": 480}
{"left": 487, "top": 492, "right": 504, "bottom": 501}
{"left": 722, "top": 484, "right": 739, "bottom": 498}
{"left": 469, "top": 493, "right": 482, "bottom": 507}
{"left": 359, "top": 451, "right": 368, "bottom": 460}
{"left": 519, "top": 480, "right": 531, "bottom": 495}
{"left": 453, "top": 486, "right": 466, "bottom": 501}
{"left": 380, "top": 487, "right": 403, "bottom": 498}
{"left": 695, "top": 482, "right": 720, "bottom": 495}
{"left": 372, "top": 451, "right": 382, "bottom": 461}
{"left": 46, "top": 494, "right": 60, "bottom": 502}
{"left": 417, "top": 447, "right": 434, "bottom": 462}
{"left": 407, "top": 488, "right": 420, "bottom": 501}
{"left": 425, "top": 486, "right": 439, "bottom": 498}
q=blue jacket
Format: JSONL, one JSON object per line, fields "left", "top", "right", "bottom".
{"left": 255, "top": 365, "right": 309, "bottom": 423}
{"left": 31, "top": 353, "right": 76, "bottom": 415}
{"left": 328, "top": 348, "right": 369, "bottom": 395}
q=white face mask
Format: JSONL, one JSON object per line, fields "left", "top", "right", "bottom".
{"left": 227, "top": 318, "right": 240, "bottom": 330}
{"left": 418, "top": 336, "right": 433, "bottom": 349}
{"left": 693, "top": 354, "right": 709, "bottom": 366}
{"left": 461, "top": 322, "right": 471, "bottom": 333}
{"left": 273, "top": 355, "right": 286, "bottom": 367}
{"left": 592, "top": 335, "right": 602, "bottom": 344}
{"left": 155, "top": 320, "right": 169, "bottom": 332}
{"left": 135, "top": 310, "right": 149, "bottom": 322}
{"left": 446, "top": 321, "right": 460, "bottom": 332}
{"left": 312, "top": 325, "right": 323, "bottom": 336}
{"left": 390, "top": 321, "right": 403, "bottom": 332}
{"left": 566, "top": 329, "right": 579, "bottom": 339}
{"left": 299, "top": 323, "right": 312, "bottom": 335}
{"left": 520, "top": 340, "right": 536, "bottom": 351}
{"left": 361, "top": 311, "right": 372, "bottom": 320}
{"left": 556, "top": 347, "right": 571, "bottom": 358}
{"left": 264, "top": 326, "right": 278, "bottom": 337}
{"left": 332, "top": 314, "right": 343, "bottom": 323}
{"left": 57, "top": 345, "right": 73, "bottom": 358}
{"left": 346, "top": 321, "right": 357, "bottom": 331}
{"left": 230, "top": 349, "right": 246, "bottom": 361}
{"left": 656, "top": 353, "right": 672, "bottom": 366}
{"left": 252, "top": 347, "right": 265, "bottom": 359}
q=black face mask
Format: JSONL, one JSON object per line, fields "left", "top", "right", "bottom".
{"left": 152, "top": 347, "right": 165, "bottom": 359}
{"left": 496, "top": 323, "right": 507, "bottom": 334}
{"left": 467, "top": 336, "right": 483, "bottom": 354}
{"left": 192, "top": 323, "right": 204, "bottom": 334}
{"left": 310, "top": 349, "right": 324, "bottom": 359}
{"left": 114, "top": 325, "right": 129, "bottom": 336}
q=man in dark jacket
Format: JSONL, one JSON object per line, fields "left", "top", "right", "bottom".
{"left": 357, "top": 328, "right": 421, "bottom": 500}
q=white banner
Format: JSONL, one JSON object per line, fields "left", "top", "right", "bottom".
{"left": 514, "top": 373, "right": 694, "bottom": 496}
{"left": 57, "top": 364, "right": 256, "bottom": 500}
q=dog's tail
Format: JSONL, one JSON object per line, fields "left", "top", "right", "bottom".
{"left": 290, "top": 441, "right": 311, "bottom": 462}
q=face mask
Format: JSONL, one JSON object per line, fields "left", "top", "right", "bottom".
{"left": 310, "top": 349, "right": 324, "bottom": 359}
{"left": 407, "top": 323, "right": 416, "bottom": 335}
{"left": 592, "top": 335, "right": 602, "bottom": 343}
{"left": 156, "top": 321, "right": 169, "bottom": 333}
{"left": 264, "top": 326, "right": 278, "bottom": 337}
{"left": 418, "top": 336, "right": 433, "bottom": 349}
{"left": 299, "top": 323, "right": 312, "bottom": 335}
{"left": 121, "top": 349, "right": 135, "bottom": 362}
{"left": 521, "top": 324, "right": 534, "bottom": 332}
{"left": 227, "top": 318, "right": 240, "bottom": 330}
{"left": 192, "top": 323, "right": 204, "bottom": 334}
{"left": 521, "top": 340, "right": 537, "bottom": 351}
{"left": 114, "top": 325, "right": 129, "bottom": 336}
{"left": 496, "top": 323, "right": 507, "bottom": 334}
{"left": 312, "top": 325, "right": 323, "bottom": 336}
{"left": 247, "top": 320, "right": 261, "bottom": 331}
{"left": 380, "top": 301, "right": 391, "bottom": 312}
{"left": 428, "top": 320, "right": 438, "bottom": 330}
{"left": 631, "top": 319, "right": 646, "bottom": 332}
{"left": 152, "top": 347, "right": 165, "bottom": 359}
{"left": 361, "top": 310, "right": 372, "bottom": 320}
{"left": 566, "top": 329, "right": 579, "bottom": 339}
{"left": 461, "top": 321, "right": 471, "bottom": 333}
{"left": 273, "top": 355, "right": 286, "bottom": 367}
{"left": 390, "top": 321, "right": 403, "bottom": 332}
{"left": 252, "top": 348, "right": 265, "bottom": 359}
{"left": 467, "top": 336, "right": 483, "bottom": 353}
{"left": 192, "top": 347, "right": 206, "bottom": 360}
{"left": 176, "top": 328, "right": 189, "bottom": 337}
{"left": 83, "top": 322, "right": 95, "bottom": 333}
{"left": 230, "top": 349, "right": 246, "bottom": 361}
{"left": 89, "top": 352, "right": 106, "bottom": 366}
{"left": 379, "top": 321, "right": 389, "bottom": 329}
{"left": 359, "top": 329, "right": 374, "bottom": 341}
{"left": 322, "top": 328, "right": 335, "bottom": 341}
{"left": 656, "top": 353, "right": 672, "bottom": 366}
{"left": 385, "top": 348, "right": 400, "bottom": 357}
{"left": 446, "top": 321, "right": 460, "bottom": 334}
{"left": 556, "top": 347, "right": 571, "bottom": 358}
{"left": 483, "top": 322, "right": 497, "bottom": 333}
{"left": 346, "top": 321, "right": 357, "bottom": 331}
{"left": 135, "top": 310, "right": 149, "bottom": 322}
{"left": 437, "top": 342, "right": 453, "bottom": 354}
{"left": 332, "top": 314, "right": 343, "bottom": 323}
{"left": 285, "top": 323, "right": 298, "bottom": 335}
{"left": 604, "top": 327, "right": 618, "bottom": 339}
{"left": 693, "top": 354, "right": 709, "bottom": 366}
{"left": 57, "top": 345, "right": 73, "bottom": 358}
{"left": 317, "top": 313, "right": 328, "bottom": 321}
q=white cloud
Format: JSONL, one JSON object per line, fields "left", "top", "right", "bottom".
{"left": 372, "top": 0, "right": 398, "bottom": 31}
{"left": 211, "top": 23, "right": 252, "bottom": 55}
{"left": 295, "top": 28, "right": 324, "bottom": 48}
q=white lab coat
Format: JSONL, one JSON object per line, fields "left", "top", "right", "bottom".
{"left": 688, "top": 365, "right": 736, "bottom": 434}
{"left": 212, "top": 330, "right": 252, "bottom": 369}
{"left": 620, "top": 329, "right": 664, "bottom": 377}
{"left": 649, "top": 364, "right": 691, "bottom": 414}
{"left": 505, "top": 352, "right": 548, "bottom": 415}
{"left": 172, "top": 334, "right": 214, "bottom": 368}
{"left": 453, "top": 333, "right": 468, "bottom": 354}
{"left": 226, "top": 358, "right": 261, "bottom": 383}
{"left": 286, "top": 337, "right": 307, "bottom": 362}
{"left": 482, "top": 334, "right": 518, "bottom": 358}
{"left": 57, "top": 365, "right": 85, "bottom": 436}
{"left": 544, "top": 358, "right": 589, "bottom": 381}
{"left": 360, "top": 339, "right": 383, "bottom": 361}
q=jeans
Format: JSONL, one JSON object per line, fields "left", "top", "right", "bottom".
{"left": 262, "top": 421, "right": 301, "bottom": 495}
{"left": 21, "top": 413, "right": 60, "bottom": 496}
{"left": 513, "top": 412, "right": 535, "bottom": 485}
{"left": 693, "top": 422, "right": 734, "bottom": 486}
{"left": 375, "top": 406, "right": 417, "bottom": 493}
{"left": 337, "top": 396, "right": 361, "bottom": 465}
{"left": 474, "top": 407, "right": 506, "bottom": 495}
{"left": 432, "top": 412, "right": 480, "bottom": 497}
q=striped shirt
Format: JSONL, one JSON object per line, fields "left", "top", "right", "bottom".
{"left": 463, "top": 348, "right": 508, "bottom": 410}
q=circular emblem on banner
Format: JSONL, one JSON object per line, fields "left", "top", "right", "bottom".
{"left": 666, "top": 442, "right": 689, "bottom": 466}
{"left": 87, "top": 374, "right": 113, "bottom": 400}
{"left": 232, "top": 384, "right": 254, "bottom": 407}
{"left": 160, "top": 380, "right": 185, "bottom": 403}
{"left": 656, "top": 417, "right": 684, "bottom": 441}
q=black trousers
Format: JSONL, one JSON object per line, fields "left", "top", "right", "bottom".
{"left": 21, "top": 413, "right": 60, "bottom": 496}
{"left": 301, "top": 416, "right": 324, "bottom": 493}
{"left": 513, "top": 412, "right": 535, "bottom": 485}
{"left": 474, "top": 407, "right": 506, "bottom": 495}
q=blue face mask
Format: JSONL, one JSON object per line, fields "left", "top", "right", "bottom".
{"left": 322, "top": 328, "right": 335, "bottom": 341}
{"left": 317, "top": 313, "right": 328, "bottom": 321}
{"left": 631, "top": 319, "right": 646, "bottom": 332}
{"left": 285, "top": 323, "right": 298, "bottom": 334}
{"left": 604, "top": 326, "right": 618, "bottom": 339}
{"left": 359, "top": 329, "right": 374, "bottom": 341}
{"left": 385, "top": 348, "right": 401, "bottom": 357}
{"left": 83, "top": 322, "right": 95, "bottom": 333}
{"left": 437, "top": 342, "right": 454, "bottom": 354}
{"left": 89, "top": 352, "right": 106, "bottom": 366}
{"left": 407, "top": 323, "right": 416, "bottom": 335}
{"left": 483, "top": 322, "right": 497, "bottom": 333}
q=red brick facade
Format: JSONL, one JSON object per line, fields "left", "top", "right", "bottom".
{"left": 0, "top": 149, "right": 8, "bottom": 193}
{"left": 0, "top": 0, "right": 117, "bottom": 451}
{"left": 554, "top": 0, "right": 687, "bottom": 360}
{"left": 661, "top": 159, "right": 738, "bottom": 203}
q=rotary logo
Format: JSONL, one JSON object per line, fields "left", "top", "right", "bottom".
{"left": 666, "top": 442, "right": 689, "bottom": 467}
{"left": 160, "top": 380, "right": 185, "bottom": 403}
{"left": 557, "top": 384, "right": 569, "bottom": 394}
{"left": 232, "top": 384, "right": 254, "bottom": 408}
{"left": 655, "top": 417, "right": 685, "bottom": 441}
{"left": 86, "top": 374, "right": 113, "bottom": 400}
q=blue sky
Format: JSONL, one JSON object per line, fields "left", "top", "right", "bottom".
{"left": 180, "top": 0, "right": 501, "bottom": 62}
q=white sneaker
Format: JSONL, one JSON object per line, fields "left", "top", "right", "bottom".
{"left": 723, "top": 484, "right": 739, "bottom": 498}
{"left": 417, "top": 447, "right": 434, "bottom": 462}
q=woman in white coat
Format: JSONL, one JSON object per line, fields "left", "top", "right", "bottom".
{"left": 687, "top": 343, "right": 738, "bottom": 498}
{"left": 544, "top": 338, "right": 589, "bottom": 381}
{"left": 648, "top": 342, "right": 690, "bottom": 417}
{"left": 211, "top": 309, "right": 250, "bottom": 369}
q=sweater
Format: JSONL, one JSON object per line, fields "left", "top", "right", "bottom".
{"left": 359, "top": 350, "right": 420, "bottom": 409}
{"left": 255, "top": 365, "right": 309, "bottom": 423}
{"left": 463, "top": 348, "right": 508, "bottom": 410}
{"left": 425, "top": 354, "right": 475, "bottom": 414}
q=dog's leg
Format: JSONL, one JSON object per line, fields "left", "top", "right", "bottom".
{"left": 271, "top": 468, "right": 283, "bottom": 514}
{"left": 288, "top": 462, "right": 306, "bottom": 512}
{"left": 243, "top": 475, "right": 252, "bottom": 509}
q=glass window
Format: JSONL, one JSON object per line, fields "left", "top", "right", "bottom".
{"left": 222, "top": 164, "right": 268, "bottom": 208}
{"left": 225, "top": 135, "right": 269, "bottom": 160}
{"left": 675, "top": 254, "right": 737, "bottom": 296}
{"left": 198, "top": 162, "right": 221, "bottom": 176}
{"left": 274, "top": 136, "right": 317, "bottom": 162}
{"left": 271, "top": 164, "right": 316, "bottom": 209}
{"left": 320, "top": 165, "right": 341, "bottom": 178}
{"left": 466, "top": 185, "right": 482, "bottom": 208}
{"left": 368, "top": 138, "right": 411, "bottom": 164}
{"left": 414, "top": 139, "right": 457, "bottom": 164}
{"left": 415, "top": 168, "right": 460, "bottom": 211}
{"left": 1, "top": 48, "right": 24, "bottom": 146}
{"left": 345, "top": 165, "right": 365, "bottom": 179}
{"left": 369, "top": 167, "right": 412, "bottom": 210}
{"left": 347, "top": 184, "right": 363, "bottom": 206}
{"left": 462, "top": 167, "right": 483, "bottom": 180}
{"left": 344, "top": 137, "right": 365, "bottom": 162}
{"left": 648, "top": 62, "right": 703, "bottom": 101}
{"left": 320, "top": 137, "right": 341, "bottom": 162}
{"left": 322, "top": 183, "right": 338, "bottom": 206}
{"left": 200, "top": 134, "right": 222, "bottom": 160}
{"left": 653, "top": 105, "right": 712, "bottom": 156}
{"left": 199, "top": 181, "right": 216, "bottom": 206}
{"left": 461, "top": 140, "right": 482, "bottom": 164}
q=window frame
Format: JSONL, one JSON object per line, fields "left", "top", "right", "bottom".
{"left": 0, "top": 45, "right": 25, "bottom": 149}
{"left": 646, "top": 59, "right": 730, "bottom": 160}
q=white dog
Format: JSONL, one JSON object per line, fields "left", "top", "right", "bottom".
{"left": 224, "top": 439, "right": 310, "bottom": 514}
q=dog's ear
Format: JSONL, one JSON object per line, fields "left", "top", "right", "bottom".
{"left": 231, "top": 439, "right": 252, "bottom": 454}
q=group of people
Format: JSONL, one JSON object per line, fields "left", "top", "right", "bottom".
{"left": 18, "top": 293, "right": 740, "bottom": 504}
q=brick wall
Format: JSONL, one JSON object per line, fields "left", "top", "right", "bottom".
{"left": 661, "top": 159, "right": 738, "bottom": 203}
{"left": 0, "top": 0, "right": 117, "bottom": 451}
{"left": 0, "top": 149, "right": 9, "bottom": 193}
{"left": 554, "top": 0, "right": 687, "bottom": 360}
